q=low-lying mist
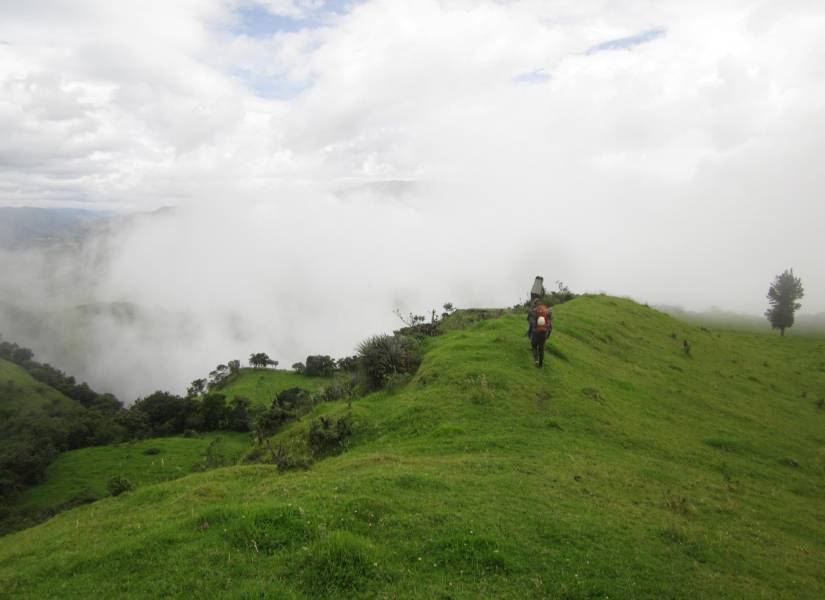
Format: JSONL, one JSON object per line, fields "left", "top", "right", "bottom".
{"left": 0, "top": 184, "right": 564, "bottom": 402}
{"left": 2, "top": 178, "right": 823, "bottom": 403}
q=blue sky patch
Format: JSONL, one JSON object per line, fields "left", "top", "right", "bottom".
{"left": 230, "top": 1, "right": 361, "bottom": 37}
{"left": 586, "top": 27, "right": 666, "bottom": 54}
{"left": 231, "top": 67, "right": 314, "bottom": 100}
{"left": 232, "top": 4, "right": 305, "bottom": 37}
{"left": 512, "top": 69, "right": 552, "bottom": 84}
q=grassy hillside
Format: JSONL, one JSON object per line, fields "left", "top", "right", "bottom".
{"left": 0, "top": 357, "right": 79, "bottom": 415}
{"left": 218, "top": 368, "right": 326, "bottom": 408}
{"left": 19, "top": 432, "right": 252, "bottom": 511}
{"left": 1, "top": 295, "right": 824, "bottom": 598}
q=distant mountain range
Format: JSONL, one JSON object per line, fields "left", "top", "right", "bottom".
{"left": 0, "top": 207, "right": 111, "bottom": 249}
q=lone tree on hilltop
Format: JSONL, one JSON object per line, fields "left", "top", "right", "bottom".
{"left": 765, "top": 269, "right": 804, "bottom": 336}
{"left": 249, "top": 352, "right": 277, "bottom": 369}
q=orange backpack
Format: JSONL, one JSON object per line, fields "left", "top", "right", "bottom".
{"left": 535, "top": 305, "right": 550, "bottom": 332}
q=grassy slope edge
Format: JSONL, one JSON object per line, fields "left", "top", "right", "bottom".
{"left": 0, "top": 358, "right": 80, "bottom": 415}
{"left": 1, "top": 295, "right": 824, "bottom": 599}
{"left": 18, "top": 433, "right": 252, "bottom": 511}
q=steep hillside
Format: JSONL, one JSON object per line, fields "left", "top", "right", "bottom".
{"left": 0, "top": 358, "right": 80, "bottom": 415}
{"left": 1, "top": 295, "right": 824, "bottom": 599}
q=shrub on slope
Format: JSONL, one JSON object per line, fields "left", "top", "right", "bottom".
{"left": 357, "top": 334, "right": 421, "bottom": 390}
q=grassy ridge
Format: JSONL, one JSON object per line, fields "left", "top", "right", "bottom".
{"left": 218, "top": 368, "right": 326, "bottom": 408}
{"left": 19, "top": 432, "right": 252, "bottom": 510}
{"left": 1, "top": 295, "right": 824, "bottom": 598}
{"left": 0, "top": 358, "right": 79, "bottom": 415}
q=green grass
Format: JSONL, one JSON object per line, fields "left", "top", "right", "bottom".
{"left": 217, "top": 368, "right": 326, "bottom": 408}
{"left": 0, "top": 357, "right": 79, "bottom": 415}
{"left": 2, "top": 295, "right": 825, "bottom": 598}
{"left": 19, "top": 432, "right": 253, "bottom": 510}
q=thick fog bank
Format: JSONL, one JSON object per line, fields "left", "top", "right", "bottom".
{"left": 0, "top": 187, "right": 567, "bottom": 401}
{"left": 1, "top": 181, "right": 823, "bottom": 402}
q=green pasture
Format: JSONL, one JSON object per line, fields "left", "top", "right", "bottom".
{"left": 20, "top": 432, "right": 252, "bottom": 510}
{"left": 1, "top": 295, "right": 824, "bottom": 598}
{"left": 218, "top": 368, "right": 326, "bottom": 407}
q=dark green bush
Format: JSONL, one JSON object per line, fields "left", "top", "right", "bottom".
{"left": 0, "top": 440, "right": 57, "bottom": 485}
{"left": 275, "top": 387, "right": 314, "bottom": 412}
{"left": 143, "top": 447, "right": 161, "bottom": 455}
{"left": 243, "top": 446, "right": 266, "bottom": 464}
{"left": 255, "top": 406, "right": 295, "bottom": 439}
{"left": 357, "top": 334, "right": 421, "bottom": 390}
{"left": 107, "top": 475, "right": 134, "bottom": 497}
{"left": 308, "top": 415, "right": 352, "bottom": 457}
{"left": 335, "top": 356, "right": 360, "bottom": 373}
{"left": 0, "top": 469, "right": 18, "bottom": 503}
{"left": 226, "top": 396, "right": 253, "bottom": 432}
{"left": 320, "top": 375, "right": 358, "bottom": 402}
{"left": 305, "top": 355, "right": 336, "bottom": 377}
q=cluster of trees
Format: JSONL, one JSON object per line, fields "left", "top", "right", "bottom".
{"left": 249, "top": 353, "right": 277, "bottom": 369}
{"left": 188, "top": 353, "right": 279, "bottom": 397}
{"left": 290, "top": 354, "right": 358, "bottom": 377}
{"left": 123, "top": 391, "right": 256, "bottom": 437}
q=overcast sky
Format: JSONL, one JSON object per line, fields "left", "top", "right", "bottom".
{"left": 1, "top": 1, "right": 824, "bottom": 396}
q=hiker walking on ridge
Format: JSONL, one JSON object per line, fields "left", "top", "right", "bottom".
{"left": 526, "top": 275, "right": 544, "bottom": 339}
{"left": 528, "top": 299, "right": 552, "bottom": 368}
{"left": 527, "top": 276, "right": 552, "bottom": 368}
